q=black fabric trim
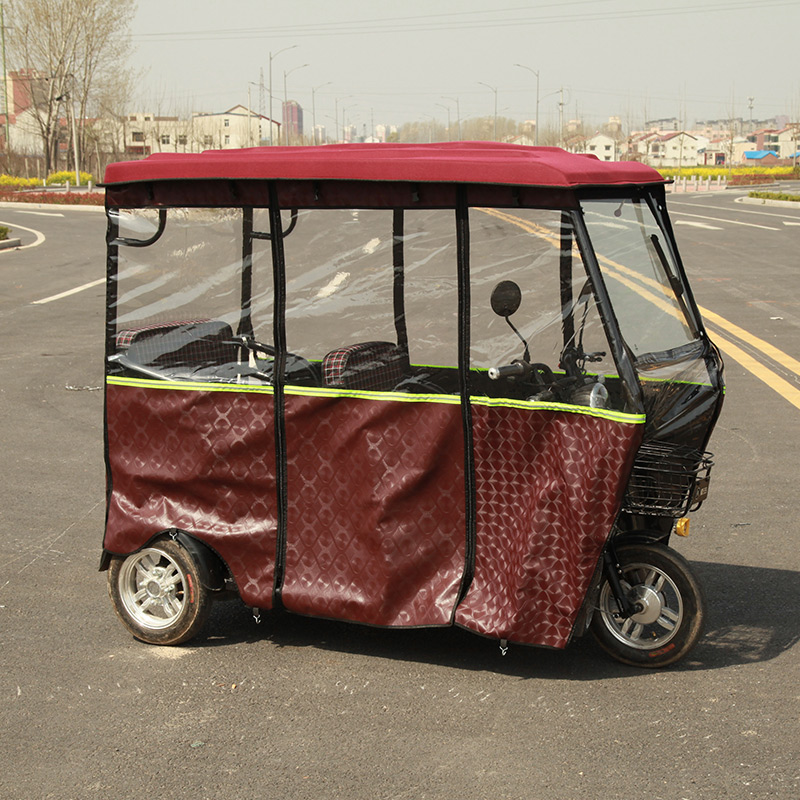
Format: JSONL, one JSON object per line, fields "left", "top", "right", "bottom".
{"left": 392, "top": 209, "right": 410, "bottom": 370}
{"left": 268, "top": 184, "right": 289, "bottom": 607}
{"left": 454, "top": 188, "right": 477, "bottom": 611}
{"left": 239, "top": 207, "right": 255, "bottom": 338}
{"left": 101, "top": 209, "right": 120, "bottom": 556}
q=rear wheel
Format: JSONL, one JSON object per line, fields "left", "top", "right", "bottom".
{"left": 108, "top": 538, "right": 211, "bottom": 645}
{"left": 591, "top": 543, "right": 705, "bottom": 668}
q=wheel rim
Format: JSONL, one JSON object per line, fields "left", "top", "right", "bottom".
{"left": 598, "top": 561, "right": 683, "bottom": 650}
{"left": 117, "top": 548, "right": 187, "bottom": 630}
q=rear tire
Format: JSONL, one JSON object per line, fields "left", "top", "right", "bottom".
{"left": 108, "top": 538, "right": 211, "bottom": 645}
{"left": 590, "top": 543, "right": 705, "bottom": 668}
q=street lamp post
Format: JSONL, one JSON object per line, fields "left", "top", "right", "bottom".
{"left": 268, "top": 45, "right": 297, "bottom": 146}
{"left": 283, "top": 63, "right": 309, "bottom": 145}
{"left": 514, "top": 63, "right": 540, "bottom": 146}
{"left": 478, "top": 82, "right": 498, "bottom": 141}
{"left": 312, "top": 81, "right": 332, "bottom": 145}
{"left": 247, "top": 84, "right": 253, "bottom": 147}
{"left": 441, "top": 96, "right": 461, "bottom": 141}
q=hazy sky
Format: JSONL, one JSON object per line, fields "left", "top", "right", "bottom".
{"left": 129, "top": 0, "right": 800, "bottom": 133}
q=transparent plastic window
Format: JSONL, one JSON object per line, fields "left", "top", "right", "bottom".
{"left": 113, "top": 208, "right": 245, "bottom": 330}
{"left": 111, "top": 207, "right": 264, "bottom": 383}
{"left": 108, "top": 205, "right": 626, "bottom": 409}
{"left": 469, "top": 207, "right": 621, "bottom": 410}
{"left": 282, "top": 209, "right": 458, "bottom": 393}
{"left": 581, "top": 198, "right": 698, "bottom": 358}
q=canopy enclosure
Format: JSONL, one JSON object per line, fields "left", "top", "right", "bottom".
{"left": 101, "top": 143, "right": 722, "bottom": 649}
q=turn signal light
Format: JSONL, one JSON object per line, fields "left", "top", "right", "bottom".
{"left": 675, "top": 517, "right": 690, "bottom": 537}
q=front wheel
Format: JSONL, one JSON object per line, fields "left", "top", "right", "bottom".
{"left": 590, "top": 543, "right": 705, "bottom": 668}
{"left": 107, "top": 538, "right": 211, "bottom": 645}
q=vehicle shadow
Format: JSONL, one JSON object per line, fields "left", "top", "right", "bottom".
{"left": 200, "top": 560, "right": 800, "bottom": 679}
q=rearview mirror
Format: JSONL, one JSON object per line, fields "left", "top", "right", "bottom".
{"left": 491, "top": 280, "right": 522, "bottom": 318}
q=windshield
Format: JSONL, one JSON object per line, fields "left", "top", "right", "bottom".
{"left": 581, "top": 197, "right": 699, "bottom": 359}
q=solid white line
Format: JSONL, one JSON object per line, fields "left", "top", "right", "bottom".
{"left": 670, "top": 200, "right": 800, "bottom": 220}
{"left": 674, "top": 220, "right": 722, "bottom": 230}
{"left": 32, "top": 278, "right": 104, "bottom": 305}
{"left": 669, "top": 210, "right": 780, "bottom": 231}
{"left": 9, "top": 209, "right": 65, "bottom": 217}
{"left": 0, "top": 220, "right": 46, "bottom": 250}
{"left": 784, "top": 221, "right": 800, "bottom": 226}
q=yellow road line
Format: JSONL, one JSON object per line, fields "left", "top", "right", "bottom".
{"left": 698, "top": 307, "right": 800, "bottom": 377}
{"left": 710, "top": 330, "right": 800, "bottom": 410}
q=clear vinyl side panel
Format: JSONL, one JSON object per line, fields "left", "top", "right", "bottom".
{"left": 280, "top": 208, "right": 459, "bottom": 394}
{"left": 107, "top": 207, "right": 277, "bottom": 383}
{"left": 468, "top": 207, "right": 626, "bottom": 411}
{"left": 581, "top": 195, "right": 723, "bottom": 446}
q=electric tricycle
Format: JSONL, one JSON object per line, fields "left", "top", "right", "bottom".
{"left": 100, "top": 142, "right": 724, "bottom": 667}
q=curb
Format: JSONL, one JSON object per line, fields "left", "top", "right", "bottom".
{"left": 737, "top": 196, "right": 800, "bottom": 209}
{"left": 0, "top": 201, "right": 105, "bottom": 213}
{"left": 0, "top": 237, "right": 22, "bottom": 249}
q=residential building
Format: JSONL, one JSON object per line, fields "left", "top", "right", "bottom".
{"left": 742, "top": 150, "right": 782, "bottom": 165}
{"left": 566, "top": 133, "right": 617, "bottom": 161}
{"left": 777, "top": 126, "right": 800, "bottom": 158}
{"left": 120, "top": 106, "right": 280, "bottom": 156}
{"left": 628, "top": 131, "right": 698, "bottom": 167}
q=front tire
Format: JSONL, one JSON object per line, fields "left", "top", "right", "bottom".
{"left": 590, "top": 543, "right": 705, "bottom": 668}
{"left": 108, "top": 538, "right": 211, "bottom": 645}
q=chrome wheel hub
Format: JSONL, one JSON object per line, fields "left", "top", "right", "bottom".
{"left": 118, "top": 549, "right": 186, "bottom": 630}
{"left": 599, "top": 563, "right": 683, "bottom": 650}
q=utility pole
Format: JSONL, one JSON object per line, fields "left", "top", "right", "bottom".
{"left": 1, "top": 2, "right": 10, "bottom": 148}
{"left": 442, "top": 96, "right": 461, "bottom": 141}
{"left": 478, "top": 82, "right": 498, "bottom": 141}
{"left": 312, "top": 81, "right": 332, "bottom": 145}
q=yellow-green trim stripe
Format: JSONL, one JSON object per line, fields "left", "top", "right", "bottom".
{"left": 106, "top": 375, "right": 644, "bottom": 424}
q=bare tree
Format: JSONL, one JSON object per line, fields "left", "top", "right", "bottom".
{"left": 7, "top": 0, "right": 136, "bottom": 174}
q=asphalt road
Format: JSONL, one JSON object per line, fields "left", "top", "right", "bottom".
{"left": 1, "top": 190, "right": 799, "bottom": 800}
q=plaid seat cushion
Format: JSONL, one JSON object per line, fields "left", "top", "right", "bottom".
{"left": 116, "top": 320, "right": 237, "bottom": 370}
{"left": 322, "top": 341, "right": 405, "bottom": 391}
{"left": 116, "top": 319, "right": 210, "bottom": 350}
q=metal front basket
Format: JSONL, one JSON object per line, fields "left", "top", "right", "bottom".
{"left": 622, "top": 442, "right": 713, "bottom": 516}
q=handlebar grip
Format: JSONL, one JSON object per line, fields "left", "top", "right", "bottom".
{"left": 488, "top": 363, "right": 528, "bottom": 380}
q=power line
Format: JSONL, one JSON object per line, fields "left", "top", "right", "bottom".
{"left": 131, "top": 0, "right": 798, "bottom": 42}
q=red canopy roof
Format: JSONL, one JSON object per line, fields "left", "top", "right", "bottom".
{"left": 103, "top": 141, "right": 663, "bottom": 189}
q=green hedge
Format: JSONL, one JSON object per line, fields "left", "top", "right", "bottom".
{"left": 748, "top": 190, "right": 800, "bottom": 202}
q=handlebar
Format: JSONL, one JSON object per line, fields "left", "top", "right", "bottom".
{"left": 583, "top": 351, "right": 606, "bottom": 363}
{"left": 488, "top": 361, "right": 556, "bottom": 386}
{"left": 488, "top": 362, "right": 530, "bottom": 380}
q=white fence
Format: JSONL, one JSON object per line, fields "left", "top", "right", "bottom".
{"left": 666, "top": 175, "right": 728, "bottom": 193}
